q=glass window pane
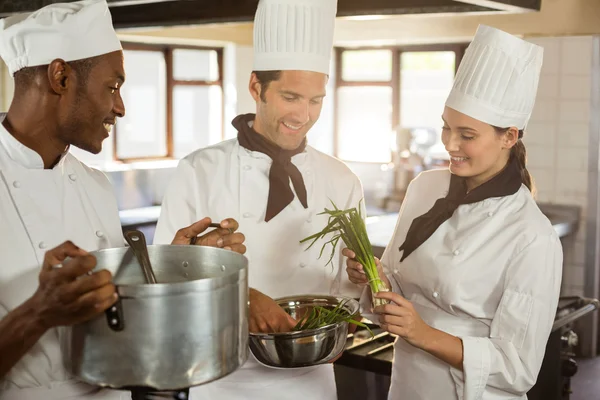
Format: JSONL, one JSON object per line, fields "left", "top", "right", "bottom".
{"left": 400, "top": 51, "right": 455, "bottom": 159}
{"left": 173, "top": 49, "right": 219, "bottom": 81}
{"left": 337, "top": 86, "right": 393, "bottom": 162}
{"left": 341, "top": 50, "right": 392, "bottom": 82}
{"left": 400, "top": 51, "right": 455, "bottom": 127}
{"left": 173, "top": 85, "right": 223, "bottom": 159}
{"left": 117, "top": 50, "right": 167, "bottom": 159}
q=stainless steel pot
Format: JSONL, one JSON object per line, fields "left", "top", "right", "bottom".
{"left": 60, "top": 245, "right": 249, "bottom": 391}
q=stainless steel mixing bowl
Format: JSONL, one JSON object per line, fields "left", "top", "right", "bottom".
{"left": 248, "top": 294, "right": 359, "bottom": 368}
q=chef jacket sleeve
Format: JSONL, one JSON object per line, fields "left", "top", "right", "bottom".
{"left": 154, "top": 158, "right": 200, "bottom": 245}
{"left": 333, "top": 174, "right": 367, "bottom": 299}
{"left": 450, "top": 231, "right": 563, "bottom": 399}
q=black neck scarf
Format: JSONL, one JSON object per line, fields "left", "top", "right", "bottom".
{"left": 399, "top": 157, "right": 523, "bottom": 261}
{"left": 233, "top": 113, "right": 308, "bottom": 222}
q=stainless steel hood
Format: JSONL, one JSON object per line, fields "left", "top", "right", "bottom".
{"left": 0, "top": 0, "right": 541, "bottom": 29}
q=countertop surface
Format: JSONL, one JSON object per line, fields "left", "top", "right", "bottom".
{"left": 365, "top": 202, "right": 580, "bottom": 258}
{"left": 119, "top": 206, "right": 161, "bottom": 227}
{"left": 119, "top": 203, "right": 579, "bottom": 234}
{"left": 119, "top": 203, "right": 580, "bottom": 253}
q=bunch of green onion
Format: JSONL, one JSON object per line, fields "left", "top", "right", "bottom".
{"left": 300, "top": 200, "right": 389, "bottom": 306}
{"left": 293, "top": 299, "right": 370, "bottom": 332}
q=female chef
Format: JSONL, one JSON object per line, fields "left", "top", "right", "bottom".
{"left": 345, "top": 25, "right": 562, "bottom": 400}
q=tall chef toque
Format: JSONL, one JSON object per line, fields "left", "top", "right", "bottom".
{"left": 252, "top": 0, "right": 337, "bottom": 75}
{"left": 445, "top": 24, "right": 543, "bottom": 130}
{"left": 0, "top": 0, "right": 122, "bottom": 76}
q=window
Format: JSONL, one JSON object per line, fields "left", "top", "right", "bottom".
{"left": 115, "top": 44, "right": 223, "bottom": 161}
{"left": 335, "top": 45, "right": 465, "bottom": 163}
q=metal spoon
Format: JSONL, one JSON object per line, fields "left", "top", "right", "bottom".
{"left": 124, "top": 230, "right": 158, "bottom": 284}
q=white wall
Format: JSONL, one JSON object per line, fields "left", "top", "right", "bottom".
{"left": 524, "top": 36, "right": 593, "bottom": 297}
{"left": 0, "top": 61, "right": 4, "bottom": 112}
{"left": 234, "top": 45, "right": 255, "bottom": 116}
{"left": 0, "top": 59, "right": 13, "bottom": 112}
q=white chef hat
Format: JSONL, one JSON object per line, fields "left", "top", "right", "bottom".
{"left": 445, "top": 24, "right": 543, "bottom": 130}
{"left": 252, "top": 0, "right": 337, "bottom": 75}
{"left": 0, "top": 0, "right": 122, "bottom": 76}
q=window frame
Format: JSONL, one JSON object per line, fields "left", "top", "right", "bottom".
{"left": 333, "top": 43, "right": 467, "bottom": 163}
{"left": 114, "top": 42, "right": 224, "bottom": 162}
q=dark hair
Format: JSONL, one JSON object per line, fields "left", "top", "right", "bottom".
{"left": 13, "top": 57, "right": 98, "bottom": 90}
{"left": 252, "top": 70, "right": 282, "bottom": 102}
{"left": 493, "top": 126, "right": 535, "bottom": 194}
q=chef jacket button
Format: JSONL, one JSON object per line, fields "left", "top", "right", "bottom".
{"left": 39, "top": 242, "right": 47, "bottom": 249}
{"left": 487, "top": 212, "right": 494, "bottom": 217}
{"left": 299, "top": 262, "right": 307, "bottom": 268}
{"left": 96, "top": 230, "right": 104, "bottom": 238}
{"left": 243, "top": 165, "right": 252, "bottom": 171}
{"left": 69, "top": 174, "right": 77, "bottom": 181}
{"left": 453, "top": 250, "right": 460, "bottom": 256}
{"left": 12, "top": 181, "right": 20, "bottom": 188}
{"left": 306, "top": 217, "right": 312, "bottom": 223}
{"left": 393, "top": 269, "right": 399, "bottom": 274}
{"left": 433, "top": 291, "right": 439, "bottom": 298}
{"left": 243, "top": 212, "right": 252, "bottom": 218}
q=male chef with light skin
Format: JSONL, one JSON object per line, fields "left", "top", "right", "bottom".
{"left": 0, "top": 1, "right": 245, "bottom": 399}
{"left": 154, "top": 0, "right": 363, "bottom": 398}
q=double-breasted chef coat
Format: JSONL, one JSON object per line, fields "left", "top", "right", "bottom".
{"left": 360, "top": 168, "right": 562, "bottom": 400}
{"left": 0, "top": 114, "right": 131, "bottom": 399}
{"left": 154, "top": 137, "right": 364, "bottom": 400}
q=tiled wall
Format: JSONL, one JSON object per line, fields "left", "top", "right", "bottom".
{"left": 525, "top": 36, "right": 592, "bottom": 297}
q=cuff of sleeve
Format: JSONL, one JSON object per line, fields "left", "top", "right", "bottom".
{"left": 358, "top": 286, "right": 378, "bottom": 323}
{"left": 450, "top": 336, "right": 491, "bottom": 400}
{"left": 358, "top": 272, "right": 398, "bottom": 324}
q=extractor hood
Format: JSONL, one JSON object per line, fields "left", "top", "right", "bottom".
{"left": 0, "top": 0, "right": 541, "bottom": 29}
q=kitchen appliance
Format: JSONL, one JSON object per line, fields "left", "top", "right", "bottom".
{"left": 529, "top": 296, "right": 600, "bottom": 400}
{"left": 60, "top": 245, "right": 249, "bottom": 393}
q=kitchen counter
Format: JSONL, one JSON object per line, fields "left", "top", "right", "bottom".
{"left": 365, "top": 202, "right": 580, "bottom": 258}
{"left": 118, "top": 203, "right": 579, "bottom": 249}
{"left": 119, "top": 202, "right": 579, "bottom": 237}
{"left": 119, "top": 206, "right": 161, "bottom": 228}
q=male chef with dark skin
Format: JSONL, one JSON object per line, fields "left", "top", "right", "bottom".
{"left": 0, "top": 1, "right": 245, "bottom": 399}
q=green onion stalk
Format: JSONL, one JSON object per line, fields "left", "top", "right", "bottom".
{"left": 292, "top": 300, "right": 372, "bottom": 335}
{"left": 300, "top": 200, "right": 390, "bottom": 308}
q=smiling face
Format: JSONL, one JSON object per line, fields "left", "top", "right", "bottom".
{"left": 441, "top": 106, "right": 518, "bottom": 190}
{"left": 58, "top": 50, "right": 126, "bottom": 154}
{"left": 249, "top": 70, "right": 327, "bottom": 150}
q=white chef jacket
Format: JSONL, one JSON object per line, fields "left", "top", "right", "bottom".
{"left": 0, "top": 115, "right": 130, "bottom": 399}
{"left": 154, "top": 137, "right": 364, "bottom": 400}
{"left": 361, "top": 168, "right": 562, "bottom": 400}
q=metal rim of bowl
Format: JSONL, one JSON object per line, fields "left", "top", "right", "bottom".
{"left": 248, "top": 295, "right": 360, "bottom": 339}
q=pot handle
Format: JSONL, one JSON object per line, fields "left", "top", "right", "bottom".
{"left": 106, "top": 297, "right": 125, "bottom": 332}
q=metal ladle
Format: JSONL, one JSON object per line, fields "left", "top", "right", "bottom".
{"left": 124, "top": 230, "right": 158, "bottom": 284}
